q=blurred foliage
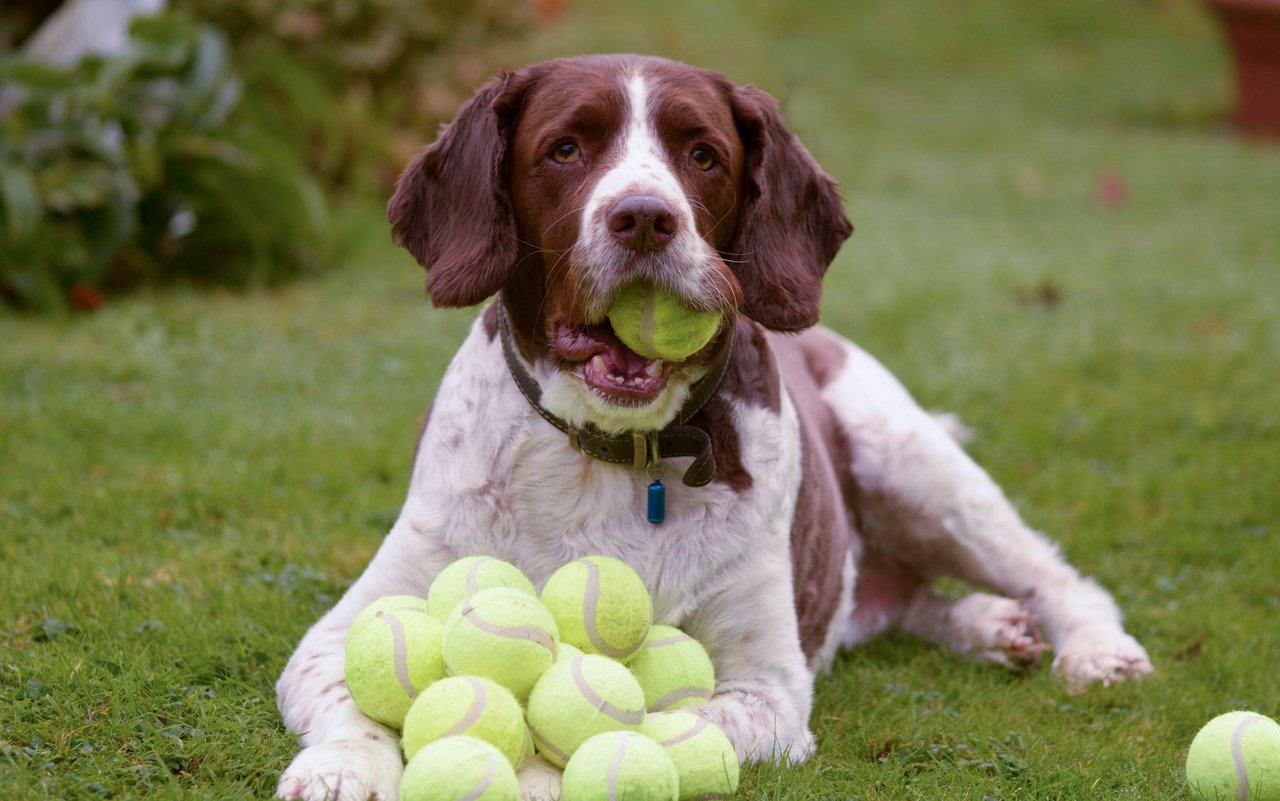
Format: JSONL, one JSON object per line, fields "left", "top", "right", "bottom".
{"left": 179, "top": 0, "right": 535, "bottom": 193}
{"left": 0, "top": 0, "right": 535, "bottom": 311}
{"left": 0, "top": 13, "right": 330, "bottom": 311}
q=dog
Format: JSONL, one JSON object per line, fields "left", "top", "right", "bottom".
{"left": 275, "top": 54, "right": 1153, "bottom": 801}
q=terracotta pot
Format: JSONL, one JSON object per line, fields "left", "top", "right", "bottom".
{"left": 1206, "top": 0, "right": 1280, "bottom": 138}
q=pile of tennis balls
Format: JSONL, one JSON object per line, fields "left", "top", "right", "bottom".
{"left": 344, "top": 554, "right": 740, "bottom": 801}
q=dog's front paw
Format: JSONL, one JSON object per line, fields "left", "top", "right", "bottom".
{"left": 1053, "top": 629, "right": 1153, "bottom": 694}
{"left": 697, "top": 685, "right": 815, "bottom": 765}
{"left": 953, "top": 593, "right": 1049, "bottom": 671}
{"left": 517, "top": 755, "right": 563, "bottom": 801}
{"left": 277, "top": 739, "right": 403, "bottom": 801}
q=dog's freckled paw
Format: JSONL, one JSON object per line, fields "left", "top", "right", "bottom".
{"left": 1053, "top": 631, "right": 1154, "bottom": 693}
{"left": 277, "top": 740, "right": 402, "bottom": 801}
{"left": 952, "top": 594, "right": 1048, "bottom": 671}
{"left": 696, "top": 689, "right": 815, "bottom": 765}
{"left": 986, "top": 607, "right": 1049, "bottom": 670}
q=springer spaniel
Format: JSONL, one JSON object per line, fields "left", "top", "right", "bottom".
{"left": 275, "top": 54, "right": 1152, "bottom": 801}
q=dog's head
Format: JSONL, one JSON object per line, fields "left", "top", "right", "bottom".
{"left": 389, "top": 54, "right": 851, "bottom": 432}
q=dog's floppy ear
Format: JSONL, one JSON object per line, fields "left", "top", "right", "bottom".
{"left": 388, "top": 71, "right": 531, "bottom": 308}
{"left": 728, "top": 86, "right": 853, "bottom": 332}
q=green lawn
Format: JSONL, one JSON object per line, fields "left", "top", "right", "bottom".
{"left": 3, "top": 0, "right": 1278, "bottom": 798}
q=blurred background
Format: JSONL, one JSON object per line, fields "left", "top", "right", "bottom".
{"left": 0, "top": 0, "right": 1272, "bottom": 312}
{"left": 1, "top": 0, "right": 536, "bottom": 310}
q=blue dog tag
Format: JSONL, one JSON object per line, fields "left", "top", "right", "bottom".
{"left": 647, "top": 479, "right": 666, "bottom": 525}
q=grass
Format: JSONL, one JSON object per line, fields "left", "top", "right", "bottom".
{"left": 2, "top": 0, "right": 1278, "bottom": 798}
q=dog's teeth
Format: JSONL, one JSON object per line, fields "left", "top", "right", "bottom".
{"left": 591, "top": 356, "right": 607, "bottom": 372}
{"left": 644, "top": 359, "right": 663, "bottom": 377}
{"left": 612, "top": 374, "right": 624, "bottom": 384}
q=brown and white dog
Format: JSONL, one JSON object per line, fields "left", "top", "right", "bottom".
{"left": 275, "top": 54, "right": 1152, "bottom": 800}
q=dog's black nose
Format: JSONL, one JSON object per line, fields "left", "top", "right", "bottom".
{"left": 607, "top": 194, "right": 677, "bottom": 252}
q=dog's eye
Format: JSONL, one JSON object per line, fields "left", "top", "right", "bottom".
{"left": 551, "top": 141, "right": 580, "bottom": 164}
{"left": 689, "top": 146, "right": 716, "bottom": 171}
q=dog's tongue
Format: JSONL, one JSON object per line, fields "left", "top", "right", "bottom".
{"left": 608, "top": 337, "right": 655, "bottom": 375}
{"left": 554, "top": 322, "right": 668, "bottom": 399}
{"left": 556, "top": 323, "right": 644, "bottom": 370}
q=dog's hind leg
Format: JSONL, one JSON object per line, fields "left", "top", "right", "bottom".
{"left": 820, "top": 333, "right": 1152, "bottom": 690}
{"left": 843, "top": 549, "right": 1046, "bottom": 670}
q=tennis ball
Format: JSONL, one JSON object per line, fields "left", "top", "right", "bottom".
{"left": 1186, "top": 711, "right": 1280, "bottom": 801}
{"left": 427, "top": 556, "right": 536, "bottom": 623}
{"left": 344, "top": 599, "right": 444, "bottom": 729}
{"left": 442, "top": 587, "right": 559, "bottom": 701}
{"left": 525, "top": 653, "right": 647, "bottom": 768}
{"left": 401, "top": 675, "right": 526, "bottom": 767}
{"left": 540, "top": 555, "right": 652, "bottom": 663}
{"left": 642, "top": 711, "right": 740, "bottom": 801}
{"left": 558, "top": 642, "right": 585, "bottom": 662}
{"left": 400, "top": 736, "right": 519, "bottom": 801}
{"left": 607, "top": 282, "right": 722, "bottom": 362}
{"left": 562, "top": 731, "right": 679, "bottom": 801}
{"left": 351, "top": 594, "right": 430, "bottom": 630}
{"left": 628, "top": 625, "right": 716, "bottom": 711}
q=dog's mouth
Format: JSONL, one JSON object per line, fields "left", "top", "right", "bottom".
{"left": 553, "top": 321, "right": 671, "bottom": 405}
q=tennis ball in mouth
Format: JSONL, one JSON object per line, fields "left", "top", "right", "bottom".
{"left": 607, "top": 282, "right": 721, "bottom": 362}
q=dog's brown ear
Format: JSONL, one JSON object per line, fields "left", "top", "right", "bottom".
{"left": 388, "top": 72, "right": 529, "bottom": 308}
{"left": 728, "top": 86, "right": 853, "bottom": 332}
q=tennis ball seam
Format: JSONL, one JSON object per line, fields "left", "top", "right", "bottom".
{"left": 440, "top": 676, "right": 488, "bottom": 738}
{"left": 571, "top": 654, "right": 646, "bottom": 726}
{"left": 605, "top": 731, "right": 634, "bottom": 798}
{"left": 655, "top": 714, "right": 709, "bottom": 747}
{"left": 374, "top": 611, "right": 420, "bottom": 698}
{"left": 580, "top": 559, "right": 636, "bottom": 659}
{"left": 401, "top": 736, "right": 518, "bottom": 801}
{"left": 458, "top": 597, "right": 557, "bottom": 657}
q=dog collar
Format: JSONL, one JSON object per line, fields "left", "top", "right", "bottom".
{"left": 496, "top": 302, "right": 732, "bottom": 519}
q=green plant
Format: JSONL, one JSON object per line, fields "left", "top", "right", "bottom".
{"left": 179, "top": 0, "right": 535, "bottom": 195}
{"left": 0, "top": 13, "right": 329, "bottom": 311}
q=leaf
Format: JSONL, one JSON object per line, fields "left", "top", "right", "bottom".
{"left": 0, "top": 162, "right": 42, "bottom": 242}
{"left": 128, "top": 13, "right": 198, "bottom": 72}
{"left": 186, "top": 25, "right": 231, "bottom": 100}
{"left": 0, "top": 58, "right": 78, "bottom": 92}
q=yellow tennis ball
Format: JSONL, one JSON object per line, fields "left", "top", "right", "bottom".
{"left": 558, "top": 642, "right": 585, "bottom": 661}
{"left": 344, "top": 597, "right": 444, "bottom": 729}
{"left": 642, "top": 711, "right": 740, "bottom": 801}
{"left": 400, "top": 736, "right": 519, "bottom": 801}
{"left": 427, "top": 556, "right": 536, "bottom": 623}
{"left": 1186, "top": 711, "right": 1280, "bottom": 801}
{"left": 562, "top": 731, "right": 679, "bottom": 801}
{"left": 525, "top": 653, "right": 647, "bottom": 768}
{"left": 401, "top": 675, "right": 526, "bottom": 767}
{"left": 540, "top": 555, "right": 652, "bottom": 663}
{"left": 607, "top": 282, "right": 722, "bottom": 362}
{"left": 442, "top": 587, "right": 559, "bottom": 702}
{"left": 628, "top": 625, "right": 716, "bottom": 711}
